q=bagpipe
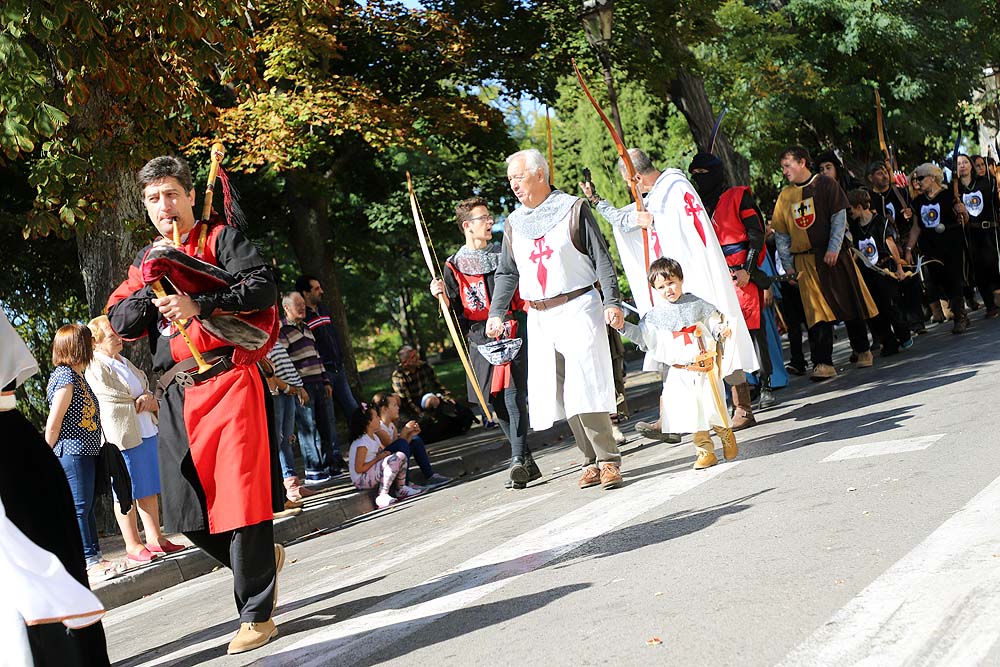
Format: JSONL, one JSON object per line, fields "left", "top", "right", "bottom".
{"left": 143, "top": 142, "right": 278, "bottom": 379}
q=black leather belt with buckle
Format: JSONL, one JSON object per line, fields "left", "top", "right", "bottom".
{"left": 157, "top": 348, "right": 234, "bottom": 395}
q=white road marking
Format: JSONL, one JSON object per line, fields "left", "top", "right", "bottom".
{"left": 121, "top": 492, "right": 555, "bottom": 667}
{"left": 777, "top": 471, "right": 1000, "bottom": 666}
{"left": 821, "top": 434, "right": 944, "bottom": 462}
{"left": 256, "top": 462, "right": 740, "bottom": 666}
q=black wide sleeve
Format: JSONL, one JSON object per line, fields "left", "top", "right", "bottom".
{"left": 191, "top": 227, "right": 277, "bottom": 316}
{"left": 740, "top": 190, "right": 766, "bottom": 272}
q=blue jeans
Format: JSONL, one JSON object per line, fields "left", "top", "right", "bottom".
{"left": 57, "top": 451, "right": 100, "bottom": 566}
{"left": 285, "top": 390, "right": 329, "bottom": 476}
{"left": 386, "top": 435, "right": 434, "bottom": 482}
{"left": 273, "top": 393, "right": 297, "bottom": 479}
{"left": 326, "top": 364, "right": 359, "bottom": 417}
{"left": 304, "top": 382, "right": 340, "bottom": 466}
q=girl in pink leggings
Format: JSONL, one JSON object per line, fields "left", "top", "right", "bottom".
{"left": 348, "top": 405, "right": 420, "bottom": 509}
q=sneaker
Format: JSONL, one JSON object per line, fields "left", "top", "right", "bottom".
{"left": 87, "top": 560, "right": 126, "bottom": 584}
{"left": 375, "top": 493, "right": 397, "bottom": 509}
{"left": 900, "top": 338, "right": 914, "bottom": 350}
{"left": 578, "top": 466, "right": 601, "bottom": 489}
{"left": 303, "top": 473, "right": 331, "bottom": 485}
{"left": 509, "top": 457, "right": 530, "bottom": 484}
{"left": 273, "top": 505, "right": 301, "bottom": 519}
{"left": 856, "top": 350, "right": 874, "bottom": 368}
{"left": 424, "top": 473, "right": 452, "bottom": 487}
{"left": 505, "top": 478, "right": 526, "bottom": 490}
{"left": 599, "top": 463, "right": 622, "bottom": 489}
{"left": 227, "top": 620, "right": 278, "bottom": 655}
{"left": 611, "top": 423, "right": 626, "bottom": 446}
{"left": 810, "top": 363, "right": 837, "bottom": 381}
{"left": 525, "top": 454, "right": 543, "bottom": 482}
{"left": 397, "top": 485, "right": 424, "bottom": 499}
{"left": 786, "top": 362, "right": 807, "bottom": 376}
{"left": 635, "top": 421, "right": 682, "bottom": 443}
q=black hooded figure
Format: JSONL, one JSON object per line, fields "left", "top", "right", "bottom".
{"left": 814, "top": 150, "right": 861, "bottom": 194}
{"left": 689, "top": 152, "right": 727, "bottom": 215}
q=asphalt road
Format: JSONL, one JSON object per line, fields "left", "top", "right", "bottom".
{"left": 106, "top": 316, "right": 1000, "bottom": 667}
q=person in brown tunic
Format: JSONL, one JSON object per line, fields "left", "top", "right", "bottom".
{"left": 771, "top": 146, "right": 879, "bottom": 381}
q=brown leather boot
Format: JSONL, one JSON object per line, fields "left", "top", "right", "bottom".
{"left": 730, "top": 383, "right": 756, "bottom": 431}
{"left": 714, "top": 425, "right": 738, "bottom": 460}
{"left": 692, "top": 431, "right": 718, "bottom": 469}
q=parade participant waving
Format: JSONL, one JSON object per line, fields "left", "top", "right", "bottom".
{"left": 616, "top": 258, "right": 737, "bottom": 470}
{"left": 487, "top": 148, "right": 623, "bottom": 491}
{"left": 430, "top": 196, "right": 538, "bottom": 490}
{"left": 106, "top": 155, "right": 284, "bottom": 655}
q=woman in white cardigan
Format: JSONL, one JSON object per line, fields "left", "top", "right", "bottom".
{"left": 86, "top": 316, "right": 183, "bottom": 563}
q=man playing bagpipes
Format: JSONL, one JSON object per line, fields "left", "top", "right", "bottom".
{"left": 106, "top": 154, "right": 284, "bottom": 655}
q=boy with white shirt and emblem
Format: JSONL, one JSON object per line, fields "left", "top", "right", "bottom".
{"left": 847, "top": 189, "right": 913, "bottom": 357}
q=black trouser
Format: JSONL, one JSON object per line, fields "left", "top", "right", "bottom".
{"left": 970, "top": 226, "right": 1000, "bottom": 312}
{"left": 749, "top": 326, "right": 772, "bottom": 383}
{"left": 185, "top": 520, "right": 276, "bottom": 623}
{"left": 810, "top": 319, "right": 870, "bottom": 366}
{"left": 923, "top": 232, "right": 967, "bottom": 314}
{"left": 493, "top": 386, "right": 530, "bottom": 459}
{"left": 779, "top": 282, "right": 814, "bottom": 368}
{"left": 862, "top": 271, "right": 912, "bottom": 350}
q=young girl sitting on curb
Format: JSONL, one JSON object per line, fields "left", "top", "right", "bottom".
{"left": 372, "top": 392, "right": 451, "bottom": 487}
{"left": 348, "top": 404, "right": 422, "bottom": 509}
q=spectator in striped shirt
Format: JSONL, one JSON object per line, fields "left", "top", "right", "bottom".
{"left": 281, "top": 292, "right": 343, "bottom": 476}
{"left": 296, "top": 275, "right": 358, "bottom": 472}
{"left": 266, "top": 337, "right": 329, "bottom": 493}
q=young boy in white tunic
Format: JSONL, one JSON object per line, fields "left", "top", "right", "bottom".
{"left": 617, "top": 257, "right": 738, "bottom": 469}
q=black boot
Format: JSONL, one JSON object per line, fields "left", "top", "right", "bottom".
{"left": 758, "top": 379, "right": 776, "bottom": 409}
{"left": 525, "top": 453, "right": 543, "bottom": 482}
{"left": 953, "top": 306, "right": 970, "bottom": 334}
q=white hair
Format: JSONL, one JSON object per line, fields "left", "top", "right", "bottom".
{"left": 281, "top": 292, "right": 302, "bottom": 309}
{"left": 506, "top": 148, "right": 549, "bottom": 182}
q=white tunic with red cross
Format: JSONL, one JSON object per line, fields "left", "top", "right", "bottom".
{"left": 508, "top": 212, "right": 616, "bottom": 430}
{"left": 644, "top": 169, "right": 759, "bottom": 381}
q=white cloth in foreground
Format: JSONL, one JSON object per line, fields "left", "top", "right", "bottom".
{"left": 0, "top": 495, "right": 105, "bottom": 631}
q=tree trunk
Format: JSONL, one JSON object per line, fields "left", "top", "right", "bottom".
{"left": 669, "top": 69, "right": 752, "bottom": 188}
{"left": 75, "top": 166, "right": 153, "bottom": 538}
{"left": 284, "top": 171, "right": 362, "bottom": 396}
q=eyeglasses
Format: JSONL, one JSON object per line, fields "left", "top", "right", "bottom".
{"left": 915, "top": 175, "right": 930, "bottom": 181}
{"left": 466, "top": 214, "right": 494, "bottom": 224}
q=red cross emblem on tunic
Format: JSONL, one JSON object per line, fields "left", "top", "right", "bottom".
{"left": 683, "top": 191, "right": 707, "bottom": 246}
{"left": 530, "top": 237, "right": 553, "bottom": 293}
{"left": 649, "top": 226, "right": 662, "bottom": 257}
{"left": 672, "top": 324, "right": 699, "bottom": 345}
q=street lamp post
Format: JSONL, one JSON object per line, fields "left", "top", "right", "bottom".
{"left": 579, "top": 0, "right": 626, "bottom": 144}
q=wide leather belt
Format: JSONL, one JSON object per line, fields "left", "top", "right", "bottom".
{"left": 156, "top": 348, "right": 234, "bottom": 395}
{"left": 528, "top": 286, "right": 592, "bottom": 312}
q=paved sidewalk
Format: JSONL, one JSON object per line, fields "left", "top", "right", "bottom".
{"left": 92, "top": 364, "right": 663, "bottom": 610}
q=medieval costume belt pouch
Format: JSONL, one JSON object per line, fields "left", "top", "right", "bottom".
{"left": 476, "top": 337, "right": 523, "bottom": 365}
{"left": 672, "top": 350, "right": 715, "bottom": 373}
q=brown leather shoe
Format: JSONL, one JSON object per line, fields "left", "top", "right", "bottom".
{"left": 810, "top": 363, "right": 837, "bottom": 381}
{"left": 578, "top": 466, "right": 601, "bottom": 489}
{"left": 226, "top": 620, "right": 278, "bottom": 655}
{"left": 599, "top": 463, "right": 622, "bottom": 489}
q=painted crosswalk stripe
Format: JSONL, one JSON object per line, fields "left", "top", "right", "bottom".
{"left": 821, "top": 434, "right": 944, "bottom": 462}
{"left": 777, "top": 471, "right": 1000, "bottom": 666}
{"left": 118, "top": 492, "right": 556, "bottom": 667}
{"left": 255, "top": 462, "right": 740, "bottom": 666}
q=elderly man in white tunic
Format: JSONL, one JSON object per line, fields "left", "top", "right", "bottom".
{"left": 486, "top": 148, "right": 624, "bottom": 491}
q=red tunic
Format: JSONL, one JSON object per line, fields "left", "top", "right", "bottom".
{"left": 712, "top": 187, "right": 764, "bottom": 330}
{"left": 107, "top": 219, "right": 276, "bottom": 534}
